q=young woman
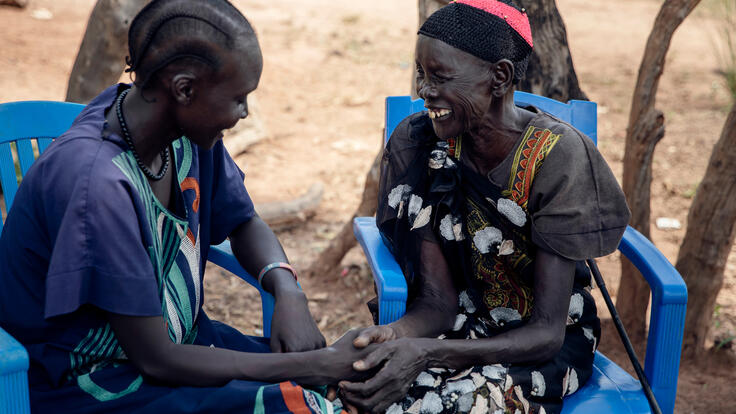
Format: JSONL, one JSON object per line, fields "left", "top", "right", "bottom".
{"left": 339, "top": 1, "right": 631, "bottom": 413}
{"left": 0, "top": 1, "right": 368, "bottom": 412}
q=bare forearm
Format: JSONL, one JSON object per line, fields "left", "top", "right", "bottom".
{"left": 416, "top": 322, "right": 563, "bottom": 370}
{"left": 109, "top": 314, "right": 331, "bottom": 387}
{"left": 229, "top": 216, "right": 299, "bottom": 296}
{"left": 390, "top": 239, "right": 458, "bottom": 338}
{"left": 418, "top": 250, "right": 573, "bottom": 368}
{"left": 229, "top": 217, "right": 326, "bottom": 353}
{"left": 389, "top": 300, "right": 455, "bottom": 339}
{"left": 141, "top": 342, "right": 327, "bottom": 387}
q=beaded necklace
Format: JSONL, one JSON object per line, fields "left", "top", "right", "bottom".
{"left": 115, "top": 89, "right": 170, "bottom": 181}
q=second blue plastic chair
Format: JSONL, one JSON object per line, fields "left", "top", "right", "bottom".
{"left": 354, "top": 92, "right": 687, "bottom": 414}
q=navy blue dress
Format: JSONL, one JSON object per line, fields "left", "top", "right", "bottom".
{"left": 0, "top": 85, "right": 335, "bottom": 413}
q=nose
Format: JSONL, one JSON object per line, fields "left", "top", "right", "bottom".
{"left": 417, "top": 80, "right": 438, "bottom": 100}
{"left": 238, "top": 100, "right": 249, "bottom": 119}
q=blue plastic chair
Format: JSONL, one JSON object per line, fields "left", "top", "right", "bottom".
{"left": 0, "top": 101, "right": 275, "bottom": 414}
{"left": 354, "top": 92, "right": 687, "bottom": 414}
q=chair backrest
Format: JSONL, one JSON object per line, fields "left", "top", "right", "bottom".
{"left": 384, "top": 91, "right": 597, "bottom": 145}
{"left": 0, "top": 101, "right": 85, "bottom": 232}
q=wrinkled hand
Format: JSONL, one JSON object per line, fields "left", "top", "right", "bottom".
{"left": 339, "top": 338, "right": 427, "bottom": 413}
{"left": 352, "top": 325, "right": 398, "bottom": 349}
{"left": 270, "top": 290, "right": 326, "bottom": 353}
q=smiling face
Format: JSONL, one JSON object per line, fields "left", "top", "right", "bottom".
{"left": 415, "top": 35, "right": 495, "bottom": 140}
{"left": 175, "top": 39, "right": 263, "bottom": 149}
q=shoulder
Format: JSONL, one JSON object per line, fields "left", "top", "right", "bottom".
{"left": 38, "top": 84, "right": 129, "bottom": 183}
{"left": 524, "top": 114, "right": 630, "bottom": 259}
{"left": 28, "top": 132, "right": 138, "bottom": 221}
{"left": 44, "top": 130, "right": 129, "bottom": 182}
{"left": 532, "top": 112, "right": 594, "bottom": 160}
{"left": 519, "top": 112, "right": 603, "bottom": 188}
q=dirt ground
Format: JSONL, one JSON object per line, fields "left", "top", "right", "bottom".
{"left": 2, "top": 0, "right": 736, "bottom": 412}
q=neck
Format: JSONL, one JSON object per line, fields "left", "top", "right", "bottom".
{"left": 112, "top": 86, "right": 180, "bottom": 166}
{"left": 462, "top": 92, "right": 524, "bottom": 175}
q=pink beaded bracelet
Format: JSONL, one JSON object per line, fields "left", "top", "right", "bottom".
{"left": 257, "top": 262, "right": 298, "bottom": 286}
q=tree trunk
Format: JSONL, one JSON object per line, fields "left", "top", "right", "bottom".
{"left": 676, "top": 104, "right": 736, "bottom": 357}
{"left": 66, "top": 0, "right": 149, "bottom": 104}
{"left": 617, "top": 0, "right": 701, "bottom": 342}
{"left": 308, "top": 0, "right": 588, "bottom": 278}
{"left": 516, "top": 0, "right": 587, "bottom": 101}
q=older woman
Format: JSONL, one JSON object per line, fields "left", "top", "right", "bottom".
{"left": 338, "top": 1, "right": 631, "bottom": 413}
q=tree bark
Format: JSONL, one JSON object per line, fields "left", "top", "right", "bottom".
{"left": 308, "top": 0, "right": 588, "bottom": 278}
{"left": 66, "top": 0, "right": 149, "bottom": 104}
{"left": 676, "top": 104, "right": 736, "bottom": 357}
{"left": 516, "top": 0, "right": 587, "bottom": 101}
{"left": 617, "top": 0, "right": 701, "bottom": 342}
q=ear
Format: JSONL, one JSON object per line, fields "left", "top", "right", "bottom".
{"left": 170, "top": 72, "right": 197, "bottom": 105}
{"left": 490, "top": 59, "right": 515, "bottom": 98}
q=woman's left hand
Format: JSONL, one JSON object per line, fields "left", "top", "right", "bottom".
{"left": 338, "top": 337, "right": 428, "bottom": 413}
{"left": 270, "top": 289, "right": 326, "bottom": 352}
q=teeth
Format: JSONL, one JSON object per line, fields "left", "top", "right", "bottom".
{"left": 428, "top": 109, "right": 451, "bottom": 119}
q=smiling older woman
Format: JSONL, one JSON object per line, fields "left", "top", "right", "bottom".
{"left": 338, "top": 1, "right": 631, "bottom": 413}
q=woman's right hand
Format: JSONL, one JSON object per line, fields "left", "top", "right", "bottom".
{"left": 302, "top": 326, "right": 398, "bottom": 387}
{"left": 310, "top": 329, "right": 381, "bottom": 385}
{"left": 339, "top": 337, "right": 429, "bottom": 413}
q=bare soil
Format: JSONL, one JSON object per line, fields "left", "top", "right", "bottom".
{"left": 2, "top": 0, "right": 735, "bottom": 412}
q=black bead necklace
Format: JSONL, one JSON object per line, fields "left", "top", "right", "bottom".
{"left": 115, "top": 89, "right": 170, "bottom": 181}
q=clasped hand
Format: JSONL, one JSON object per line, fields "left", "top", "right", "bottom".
{"left": 335, "top": 326, "right": 428, "bottom": 414}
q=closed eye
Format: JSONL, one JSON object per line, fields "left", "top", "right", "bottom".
{"left": 431, "top": 73, "right": 452, "bottom": 82}
{"left": 415, "top": 63, "right": 424, "bottom": 76}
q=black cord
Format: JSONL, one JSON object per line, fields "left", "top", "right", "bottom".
{"left": 586, "top": 258, "right": 663, "bottom": 414}
{"left": 115, "top": 89, "right": 170, "bottom": 181}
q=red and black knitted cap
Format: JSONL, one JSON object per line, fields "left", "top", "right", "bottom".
{"left": 418, "top": 0, "right": 533, "bottom": 83}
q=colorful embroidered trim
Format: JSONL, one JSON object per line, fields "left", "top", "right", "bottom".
{"left": 448, "top": 136, "right": 462, "bottom": 159}
{"left": 506, "top": 126, "right": 561, "bottom": 209}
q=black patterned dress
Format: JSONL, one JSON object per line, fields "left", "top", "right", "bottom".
{"left": 375, "top": 110, "right": 630, "bottom": 414}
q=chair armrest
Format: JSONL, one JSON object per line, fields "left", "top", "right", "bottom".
{"left": 208, "top": 241, "right": 275, "bottom": 338}
{"left": 353, "top": 217, "right": 407, "bottom": 325}
{"left": 0, "top": 326, "right": 30, "bottom": 414}
{"left": 352, "top": 219, "right": 686, "bottom": 414}
{"left": 618, "top": 225, "right": 687, "bottom": 414}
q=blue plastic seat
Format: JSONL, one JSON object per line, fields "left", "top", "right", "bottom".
{"left": 354, "top": 93, "right": 687, "bottom": 414}
{"left": 0, "top": 100, "right": 275, "bottom": 414}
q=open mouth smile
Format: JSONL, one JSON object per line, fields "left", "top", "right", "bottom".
{"left": 427, "top": 108, "right": 452, "bottom": 121}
